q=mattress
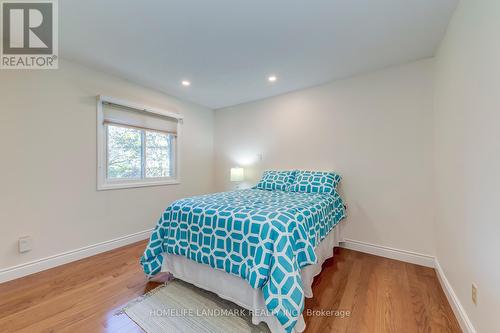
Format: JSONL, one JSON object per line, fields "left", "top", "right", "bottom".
{"left": 141, "top": 188, "right": 346, "bottom": 332}
{"left": 161, "top": 221, "right": 344, "bottom": 333}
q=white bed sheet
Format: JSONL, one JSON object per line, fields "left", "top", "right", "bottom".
{"left": 161, "top": 221, "right": 344, "bottom": 333}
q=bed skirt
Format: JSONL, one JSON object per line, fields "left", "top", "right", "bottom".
{"left": 161, "top": 221, "right": 344, "bottom": 333}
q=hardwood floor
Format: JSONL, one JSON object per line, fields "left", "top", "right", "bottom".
{"left": 0, "top": 241, "right": 461, "bottom": 333}
{"left": 304, "top": 249, "right": 461, "bottom": 333}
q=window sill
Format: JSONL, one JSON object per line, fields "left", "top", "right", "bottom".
{"left": 97, "top": 179, "right": 180, "bottom": 191}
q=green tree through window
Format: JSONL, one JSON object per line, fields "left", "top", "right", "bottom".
{"left": 107, "top": 124, "right": 173, "bottom": 180}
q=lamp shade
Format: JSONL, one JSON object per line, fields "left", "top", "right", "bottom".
{"left": 230, "top": 167, "right": 244, "bottom": 182}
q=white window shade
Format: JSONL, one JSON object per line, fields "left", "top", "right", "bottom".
{"left": 97, "top": 96, "right": 182, "bottom": 190}
{"left": 102, "top": 102, "right": 179, "bottom": 134}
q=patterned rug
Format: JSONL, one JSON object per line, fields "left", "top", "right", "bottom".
{"left": 122, "top": 280, "right": 270, "bottom": 333}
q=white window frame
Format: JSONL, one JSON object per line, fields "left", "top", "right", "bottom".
{"left": 97, "top": 95, "right": 182, "bottom": 190}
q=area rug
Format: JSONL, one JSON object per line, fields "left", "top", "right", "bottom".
{"left": 122, "top": 279, "right": 270, "bottom": 333}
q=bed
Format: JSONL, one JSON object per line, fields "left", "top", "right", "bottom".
{"left": 141, "top": 173, "right": 346, "bottom": 333}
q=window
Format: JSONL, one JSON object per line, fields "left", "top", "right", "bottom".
{"left": 97, "top": 96, "right": 181, "bottom": 190}
{"left": 106, "top": 124, "right": 174, "bottom": 180}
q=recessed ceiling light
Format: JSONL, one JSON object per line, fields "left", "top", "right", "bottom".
{"left": 181, "top": 80, "right": 191, "bottom": 86}
{"left": 268, "top": 75, "right": 277, "bottom": 82}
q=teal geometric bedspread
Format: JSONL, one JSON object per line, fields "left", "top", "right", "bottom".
{"left": 141, "top": 188, "right": 346, "bottom": 332}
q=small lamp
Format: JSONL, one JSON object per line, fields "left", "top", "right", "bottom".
{"left": 230, "top": 167, "right": 244, "bottom": 183}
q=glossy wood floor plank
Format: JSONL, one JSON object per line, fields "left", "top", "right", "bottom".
{"left": 0, "top": 241, "right": 461, "bottom": 333}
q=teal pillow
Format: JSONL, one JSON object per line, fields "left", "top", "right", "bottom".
{"left": 256, "top": 170, "right": 296, "bottom": 191}
{"left": 289, "top": 171, "right": 341, "bottom": 194}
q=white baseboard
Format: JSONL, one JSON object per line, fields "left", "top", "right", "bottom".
{"left": 434, "top": 259, "right": 476, "bottom": 333}
{"left": 339, "top": 238, "right": 475, "bottom": 333}
{"left": 340, "top": 238, "right": 435, "bottom": 267}
{"left": 0, "top": 228, "right": 153, "bottom": 284}
{"left": 0, "top": 232, "right": 476, "bottom": 333}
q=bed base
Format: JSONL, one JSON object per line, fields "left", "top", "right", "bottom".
{"left": 160, "top": 222, "right": 344, "bottom": 333}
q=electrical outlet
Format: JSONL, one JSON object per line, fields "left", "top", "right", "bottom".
{"left": 472, "top": 283, "right": 478, "bottom": 305}
{"left": 18, "top": 236, "right": 32, "bottom": 253}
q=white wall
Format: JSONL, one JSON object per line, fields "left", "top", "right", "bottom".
{"left": 214, "top": 59, "right": 435, "bottom": 256}
{"left": 434, "top": 0, "right": 500, "bottom": 332}
{"left": 0, "top": 60, "right": 214, "bottom": 270}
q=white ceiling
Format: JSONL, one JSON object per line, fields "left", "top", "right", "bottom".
{"left": 60, "top": 0, "right": 457, "bottom": 109}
